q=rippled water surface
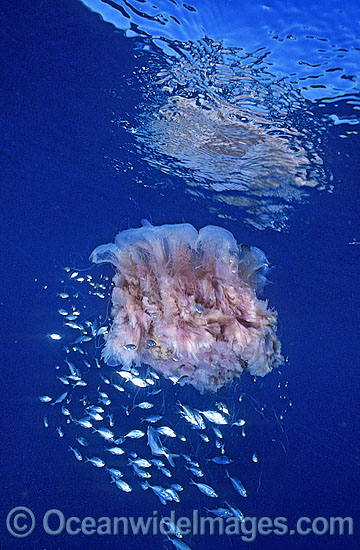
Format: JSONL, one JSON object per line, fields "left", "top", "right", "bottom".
{"left": 80, "top": 0, "right": 358, "bottom": 229}
{"left": 2, "top": 1, "right": 359, "bottom": 549}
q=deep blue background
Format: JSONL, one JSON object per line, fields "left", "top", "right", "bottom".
{"left": 1, "top": 0, "right": 359, "bottom": 549}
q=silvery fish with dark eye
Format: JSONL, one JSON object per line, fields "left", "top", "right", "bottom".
{"left": 105, "top": 468, "right": 123, "bottom": 479}
{"left": 157, "top": 426, "right": 177, "bottom": 438}
{"left": 208, "top": 456, "right": 233, "bottom": 465}
{"left": 114, "top": 479, "right": 132, "bottom": 492}
{"left": 199, "top": 410, "right": 228, "bottom": 425}
{"left": 74, "top": 418, "right": 93, "bottom": 429}
{"left": 189, "top": 479, "right": 218, "bottom": 498}
{"left": 226, "top": 470, "right": 247, "bottom": 497}
{"left": 131, "top": 377, "right": 147, "bottom": 388}
{"left": 39, "top": 395, "right": 52, "bottom": 403}
{"left": 87, "top": 411, "right": 103, "bottom": 421}
{"left": 85, "top": 456, "right": 105, "bottom": 468}
{"left": 124, "top": 429, "right": 145, "bottom": 439}
{"left": 105, "top": 446, "right": 124, "bottom": 455}
{"left": 142, "top": 415, "right": 163, "bottom": 423}
{"left": 185, "top": 466, "right": 203, "bottom": 477}
{"left": 61, "top": 405, "right": 71, "bottom": 416}
{"left": 145, "top": 339, "right": 157, "bottom": 347}
{"left": 225, "top": 501, "right": 245, "bottom": 522}
{"left": 87, "top": 405, "right": 104, "bottom": 413}
{"left": 170, "top": 484, "right": 183, "bottom": 492}
{"left": 205, "top": 507, "right": 234, "bottom": 519}
{"left": 68, "top": 446, "right": 82, "bottom": 461}
{"left": 133, "top": 467, "right": 151, "bottom": 479}
{"left": 56, "top": 426, "right": 64, "bottom": 437}
{"left": 51, "top": 392, "right": 68, "bottom": 406}
{"left": 93, "top": 427, "right": 114, "bottom": 441}
{"left": 128, "top": 458, "right": 152, "bottom": 468}
{"left": 76, "top": 437, "right": 88, "bottom": 447}
{"left": 136, "top": 402, "right": 154, "bottom": 409}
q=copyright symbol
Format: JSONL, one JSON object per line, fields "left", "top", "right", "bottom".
{"left": 6, "top": 506, "right": 35, "bottom": 538}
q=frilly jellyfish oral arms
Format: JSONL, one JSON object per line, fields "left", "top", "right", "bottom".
{"left": 90, "top": 220, "right": 282, "bottom": 392}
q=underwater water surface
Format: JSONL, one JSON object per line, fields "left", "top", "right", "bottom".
{"left": 1, "top": 0, "right": 360, "bottom": 549}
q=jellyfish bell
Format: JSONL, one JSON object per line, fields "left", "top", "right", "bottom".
{"left": 90, "top": 220, "right": 282, "bottom": 393}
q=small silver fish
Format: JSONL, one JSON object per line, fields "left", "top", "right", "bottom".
{"left": 105, "top": 447, "right": 124, "bottom": 455}
{"left": 56, "top": 426, "right": 64, "bottom": 438}
{"left": 65, "top": 322, "right": 83, "bottom": 330}
{"left": 39, "top": 395, "right": 52, "bottom": 403}
{"left": 68, "top": 446, "right": 82, "bottom": 461}
{"left": 163, "top": 488, "right": 180, "bottom": 502}
{"left": 85, "top": 456, "right": 105, "bottom": 468}
{"left": 93, "top": 427, "right": 114, "bottom": 441}
{"left": 157, "top": 426, "right": 177, "bottom": 438}
{"left": 185, "top": 466, "right": 204, "bottom": 477}
{"left": 87, "top": 412, "right": 103, "bottom": 421}
{"left": 76, "top": 437, "right": 88, "bottom": 446}
{"left": 141, "top": 482, "right": 168, "bottom": 505}
{"left": 123, "top": 344, "right": 137, "bottom": 351}
{"left": 145, "top": 339, "right": 157, "bottom": 347}
{"left": 87, "top": 405, "right": 105, "bottom": 413}
{"left": 151, "top": 459, "right": 165, "bottom": 468}
{"left": 216, "top": 402, "right": 229, "bottom": 415}
{"left": 73, "top": 380, "right": 87, "bottom": 388}
{"left": 128, "top": 458, "right": 152, "bottom": 468}
{"left": 208, "top": 456, "right": 233, "bottom": 465}
{"left": 199, "top": 410, "right": 228, "bottom": 425}
{"left": 74, "top": 418, "right": 93, "bottom": 429}
{"left": 98, "top": 391, "right": 109, "bottom": 399}
{"left": 57, "top": 376, "right": 70, "bottom": 385}
{"left": 189, "top": 479, "right": 218, "bottom": 498}
{"left": 132, "top": 467, "right": 151, "bottom": 479}
{"left": 72, "top": 346, "right": 85, "bottom": 354}
{"left": 161, "top": 518, "right": 182, "bottom": 539}
{"left": 232, "top": 418, "right": 246, "bottom": 427}
{"left": 124, "top": 429, "right": 145, "bottom": 439}
{"left": 206, "top": 506, "right": 234, "bottom": 519}
{"left": 142, "top": 415, "right": 163, "bottom": 423}
{"left": 225, "top": 470, "right": 247, "bottom": 497}
{"left": 114, "top": 479, "right": 132, "bottom": 492}
{"left": 130, "top": 377, "right": 147, "bottom": 388}
{"left": 136, "top": 402, "right": 154, "bottom": 409}
{"left": 106, "top": 467, "right": 123, "bottom": 479}
{"left": 225, "top": 501, "right": 245, "bottom": 522}
{"left": 117, "top": 371, "right": 132, "bottom": 381}
{"left": 178, "top": 403, "right": 204, "bottom": 430}
{"left": 170, "top": 484, "right": 183, "bottom": 492}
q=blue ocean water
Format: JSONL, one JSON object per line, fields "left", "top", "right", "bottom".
{"left": 1, "top": 0, "right": 359, "bottom": 549}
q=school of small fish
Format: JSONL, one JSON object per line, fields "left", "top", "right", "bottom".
{"left": 40, "top": 266, "right": 289, "bottom": 547}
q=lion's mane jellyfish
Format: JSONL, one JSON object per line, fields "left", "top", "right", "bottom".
{"left": 90, "top": 220, "right": 282, "bottom": 392}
